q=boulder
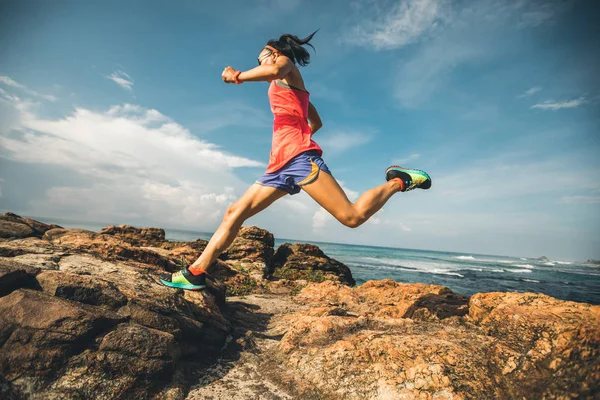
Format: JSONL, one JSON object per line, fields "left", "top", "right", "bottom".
{"left": 220, "top": 226, "right": 274, "bottom": 277}
{"left": 272, "top": 243, "right": 355, "bottom": 286}
{"left": 0, "top": 213, "right": 61, "bottom": 239}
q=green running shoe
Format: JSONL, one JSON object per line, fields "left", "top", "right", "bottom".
{"left": 385, "top": 166, "right": 432, "bottom": 192}
{"left": 160, "top": 268, "right": 206, "bottom": 291}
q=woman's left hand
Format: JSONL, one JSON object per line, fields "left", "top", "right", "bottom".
{"left": 222, "top": 66, "right": 237, "bottom": 83}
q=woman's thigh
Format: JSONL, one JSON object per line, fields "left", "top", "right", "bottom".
{"left": 232, "top": 183, "right": 289, "bottom": 220}
{"left": 301, "top": 171, "right": 355, "bottom": 220}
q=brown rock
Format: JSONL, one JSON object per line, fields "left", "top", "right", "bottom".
{"left": 220, "top": 226, "right": 274, "bottom": 276}
{"left": 0, "top": 216, "right": 232, "bottom": 399}
{"left": 0, "top": 259, "right": 41, "bottom": 297}
{"left": 46, "top": 323, "right": 180, "bottom": 399}
{"left": 99, "top": 224, "right": 166, "bottom": 246}
{"left": 271, "top": 281, "right": 600, "bottom": 399}
{"left": 43, "top": 228, "right": 180, "bottom": 271}
{"left": 272, "top": 243, "right": 355, "bottom": 286}
{"left": 0, "top": 213, "right": 61, "bottom": 239}
{"left": 37, "top": 270, "right": 128, "bottom": 310}
{"left": 0, "top": 290, "right": 125, "bottom": 391}
{"left": 467, "top": 291, "right": 600, "bottom": 397}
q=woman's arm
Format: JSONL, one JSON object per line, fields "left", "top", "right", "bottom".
{"left": 308, "top": 101, "right": 322, "bottom": 135}
{"left": 222, "top": 57, "right": 294, "bottom": 83}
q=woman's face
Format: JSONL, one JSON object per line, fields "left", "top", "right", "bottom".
{"left": 257, "top": 48, "right": 277, "bottom": 66}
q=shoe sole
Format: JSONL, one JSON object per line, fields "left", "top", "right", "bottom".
{"left": 159, "top": 278, "right": 206, "bottom": 291}
{"left": 386, "top": 166, "right": 431, "bottom": 189}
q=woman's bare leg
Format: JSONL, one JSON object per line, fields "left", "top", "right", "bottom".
{"left": 302, "top": 172, "right": 403, "bottom": 228}
{"left": 188, "top": 184, "right": 288, "bottom": 274}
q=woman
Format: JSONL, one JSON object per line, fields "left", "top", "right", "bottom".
{"left": 160, "top": 31, "right": 431, "bottom": 290}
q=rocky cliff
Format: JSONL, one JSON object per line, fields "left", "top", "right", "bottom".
{"left": 0, "top": 213, "right": 598, "bottom": 399}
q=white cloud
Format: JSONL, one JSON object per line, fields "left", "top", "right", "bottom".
{"left": 107, "top": 70, "right": 133, "bottom": 91}
{"left": 360, "top": 0, "right": 573, "bottom": 107}
{"left": 346, "top": 0, "right": 447, "bottom": 50}
{"left": 315, "top": 131, "right": 373, "bottom": 155}
{"left": 392, "top": 153, "right": 420, "bottom": 165}
{"left": 531, "top": 97, "right": 587, "bottom": 110}
{"left": 0, "top": 75, "right": 57, "bottom": 102}
{"left": 518, "top": 86, "right": 542, "bottom": 98}
{"left": 1, "top": 91, "right": 268, "bottom": 229}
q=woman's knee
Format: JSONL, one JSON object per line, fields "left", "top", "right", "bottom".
{"left": 223, "top": 203, "right": 247, "bottom": 225}
{"left": 337, "top": 209, "right": 365, "bottom": 229}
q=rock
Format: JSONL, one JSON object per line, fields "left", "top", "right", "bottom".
{"left": 0, "top": 259, "right": 41, "bottom": 297}
{"left": 0, "top": 290, "right": 126, "bottom": 392}
{"left": 272, "top": 243, "right": 355, "bottom": 286}
{"left": 467, "top": 291, "right": 600, "bottom": 397}
{"left": 0, "top": 212, "right": 61, "bottom": 239}
{"left": 0, "top": 217, "right": 231, "bottom": 399}
{"left": 220, "top": 226, "right": 274, "bottom": 276}
{"left": 37, "top": 270, "right": 128, "bottom": 310}
{"left": 99, "top": 224, "right": 166, "bottom": 246}
{"left": 536, "top": 256, "right": 550, "bottom": 262}
{"left": 43, "top": 228, "right": 180, "bottom": 271}
{"left": 270, "top": 281, "right": 600, "bottom": 399}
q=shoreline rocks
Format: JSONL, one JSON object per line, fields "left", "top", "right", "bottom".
{"left": 0, "top": 213, "right": 598, "bottom": 399}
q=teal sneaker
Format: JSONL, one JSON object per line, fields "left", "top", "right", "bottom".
{"left": 386, "top": 166, "right": 432, "bottom": 192}
{"left": 160, "top": 268, "right": 206, "bottom": 291}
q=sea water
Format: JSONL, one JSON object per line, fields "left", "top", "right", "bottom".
{"left": 34, "top": 217, "right": 600, "bottom": 305}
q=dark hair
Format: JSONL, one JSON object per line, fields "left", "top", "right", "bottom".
{"left": 266, "top": 30, "right": 318, "bottom": 67}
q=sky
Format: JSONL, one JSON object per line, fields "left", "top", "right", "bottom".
{"left": 1, "top": 0, "right": 599, "bottom": 261}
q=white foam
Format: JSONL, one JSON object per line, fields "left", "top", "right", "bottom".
{"left": 544, "top": 262, "right": 556, "bottom": 266}
{"left": 556, "top": 261, "right": 572, "bottom": 265}
{"left": 515, "top": 264, "right": 535, "bottom": 268}
{"left": 490, "top": 269, "right": 505, "bottom": 273}
{"left": 522, "top": 279, "right": 540, "bottom": 283}
{"left": 431, "top": 269, "right": 464, "bottom": 277}
{"left": 520, "top": 258, "right": 528, "bottom": 261}
{"left": 512, "top": 269, "right": 532, "bottom": 273}
{"left": 455, "top": 256, "right": 475, "bottom": 260}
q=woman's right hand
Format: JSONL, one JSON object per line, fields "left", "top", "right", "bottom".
{"left": 221, "top": 66, "right": 236, "bottom": 83}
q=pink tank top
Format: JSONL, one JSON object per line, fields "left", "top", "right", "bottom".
{"left": 266, "top": 80, "right": 322, "bottom": 173}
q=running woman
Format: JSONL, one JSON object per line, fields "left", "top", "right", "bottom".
{"left": 160, "top": 31, "right": 431, "bottom": 290}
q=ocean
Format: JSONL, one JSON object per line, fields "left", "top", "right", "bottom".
{"left": 33, "top": 217, "right": 600, "bottom": 305}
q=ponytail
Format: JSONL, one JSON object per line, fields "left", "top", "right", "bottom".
{"left": 266, "top": 29, "right": 318, "bottom": 67}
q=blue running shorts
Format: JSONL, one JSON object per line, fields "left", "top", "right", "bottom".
{"left": 255, "top": 150, "right": 331, "bottom": 195}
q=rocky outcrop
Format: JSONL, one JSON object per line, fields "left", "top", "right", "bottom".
{"left": 0, "top": 212, "right": 61, "bottom": 239}
{"left": 272, "top": 243, "right": 355, "bottom": 286}
{"left": 219, "top": 226, "right": 274, "bottom": 274}
{"left": 265, "top": 280, "right": 600, "bottom": 399}
{"left": 0, "top": 215, "right": 230, "bottom": 399}
{"left": 4, "top": 213, "right": 596, "bottom": 399}
{"left": 99, "top": 224, "right": 167, "bottom": 246}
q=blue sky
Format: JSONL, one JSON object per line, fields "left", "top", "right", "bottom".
{"left": 1, "top": 0, "right": 599, "bottom": 261}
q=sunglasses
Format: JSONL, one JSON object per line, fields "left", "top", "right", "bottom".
{"left": 257, "top": 50, "right": 273, "bottom": 66}
{"left": 257, "top": 45, "right": 279, "bottom": 66}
